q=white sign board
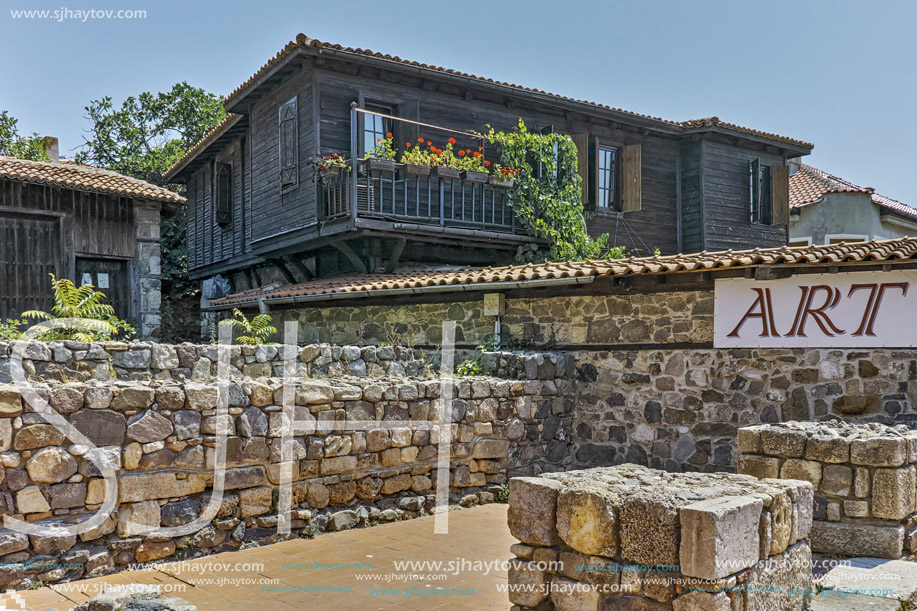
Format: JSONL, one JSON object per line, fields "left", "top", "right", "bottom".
{"left": 715, "top": 270, "right": 917, "bottom": 348}
{"left": 97, "top": 273, "right": 109, "bottom": 289}
{"left": 81, "top": 273, "right": 93, "bottom": 286}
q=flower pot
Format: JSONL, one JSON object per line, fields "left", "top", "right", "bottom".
{"left": 320, "top": 167, "right": 344, "bottom": 182}
{"left": 366, "top": 158, "right": 398, "bottom": 174}
{"left": 462, "top": 170, "right": 489, "bottom": 184}
{"left": 404, "top": 164, "right": 431, "bottom": 177}
{"left": 490, "top": 177, "right": 515, "bottom": 188}
{"left": 434, "top": 166, "right": 460, "bottom": 180}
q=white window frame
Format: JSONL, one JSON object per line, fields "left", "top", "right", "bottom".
{"left": 824, "top": 233, "right": 869, "bottom": 245}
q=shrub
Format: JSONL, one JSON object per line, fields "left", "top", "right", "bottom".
{"left": 22, "top": 274, "right": 134, "bottom": 342}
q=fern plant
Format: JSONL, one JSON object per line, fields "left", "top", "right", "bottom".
{"left": 22, "top": 274, "right": 134, "bottom": 342}
{"left": 219, "top": 309, "right": 277, "bottom": 345}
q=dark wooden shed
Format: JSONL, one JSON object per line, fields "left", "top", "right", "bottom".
{"left": 0, "top": 156, "right": 183, "bottom": 338}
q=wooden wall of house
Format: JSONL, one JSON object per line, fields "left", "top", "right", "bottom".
{"left": 701, "top": 141, "right": 787, "bottom": 251}
{"left": 679, "top": 140, "right": 703, "bottom": 252}
{"left": 314, "top": 64, "right": 679, "bottom": 255}
{"left": 0, "top": 179, "right": 137, "bottom": 319}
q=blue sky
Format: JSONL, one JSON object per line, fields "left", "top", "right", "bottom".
{"left": 2, "top": 0, "right": 915, "bottom": 205}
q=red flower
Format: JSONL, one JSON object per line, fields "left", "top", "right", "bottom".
{"left": 385, "top": 132, "right": 393, "bottom": 138}
{"left": 472, "top": 151, "right": 482, "bottom": 158}
{"left": 418, "top": 137, "right": 425, "bottom": 143}
{"left": 406, "top": 142, "right": 412, "bottom": 148}
{"left": 478, "top": 146, "right": 484, "bottom": 151}
{"left": 458, "top": 150, "right": 466, "bottom": 157}
{"left": 448, "top": 137, "right": 456, "bottom": 145}
{"left": 484, "top": 160, "right": 491, "bottom": 167}
{"left": 376, "top": 138, "right": 382, "bottom": 143}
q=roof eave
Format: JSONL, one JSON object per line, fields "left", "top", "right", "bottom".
{"left": 164, "top": 114, "right": 246, "bottom": 182}
{"left": 683, "top": 125, "right": 813, "bottom": 155}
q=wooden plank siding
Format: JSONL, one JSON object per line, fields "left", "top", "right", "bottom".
{"left": 700, "top": 141, "right": 787, "bottom": 251}
{"left": 182, "top": 54, "right": 801, "bottom": 278}
{"left": 0, "top": 178, "right": 143, "bottom": 321}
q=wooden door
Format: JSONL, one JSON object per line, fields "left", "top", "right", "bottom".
{"left": 74, "top": 258, "right": 130, "bottom": 322}
{"left": 0, "top": 213, "right": 62, "bottom": 320}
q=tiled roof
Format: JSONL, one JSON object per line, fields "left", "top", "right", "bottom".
{"left": 211, "top": 237, "right": 917, "bottom": 308}
{"left": 197, "top": 34, "right": 810, "bottom": 153}
{"left": 164, "top": 113, "right": 244, "bottom": 182}
{"left": 680, "top": 116, "right": 812, "bottom": 149}
{"left": 790, "top": 164, "right": 917, "bottom": 221}
{"left": 0, "top": 156, "right": 184, "bottom": 204}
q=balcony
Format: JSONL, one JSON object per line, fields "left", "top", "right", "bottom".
{"left": 318, "top": 106, "right": 530, "bottom": 241}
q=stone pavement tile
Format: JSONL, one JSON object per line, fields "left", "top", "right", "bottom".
{"left": 819, "top": 557, "right": 917, "bottom": 602}
{"left": 809, "top": 593, "right": 903, "bottom": 610}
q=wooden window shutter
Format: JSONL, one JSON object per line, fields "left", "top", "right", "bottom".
{"left": 621, "top": 144, "right": 642, "bottom": 212}
{"left": 571, "top": 133, "right": 589, "bottom": 206}
{"left": 399, "top": 100, "right": 420, "bottom": 152}
{"left": 771, "top": 164, "right": 789, "bottom": 225}
{"left": 279, "top": 96, "right": 298, "bottom": 187}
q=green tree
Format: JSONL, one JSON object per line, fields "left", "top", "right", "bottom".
{"left": 23, "top": 274, "right": 134, "bottom": 342}
{"left": 219, "top": 309, "right": 277, "bottom": 345}
{"left": 76, "top": 81, "right": 225, "bottom": 186}
{"left": 0, "top": 110, "right": 48, "bottom": 161}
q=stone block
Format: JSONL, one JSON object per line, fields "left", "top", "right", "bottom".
{"left": 239, "top": 486, "right": 273, "bottom": 517}
{"left": 744, "top": 541, "right": 812, "bottom": 611}
{"left": 556, "top": 485, "right": 620, "bottom": 557}
{"left": 850, "top": 437, "right": 908, "bottom": 467}
{"left": 804, "top": 435, "right": 849, "bottom": 463}
{"left": 760, "top": 428, "right": 806, "bottom": 458}
{"left": 673, "top": 591, "right": 731, "bottom": 610}
{"left": 118, "top": 472, "right": 208, "bottom": 503}
{"left": 126, "top": 410, "right": 174, "bottom": 443}
{"left": 871, "top": 466, "right": 916, "bottom": 520}
{"left": 0, "top": 384, "right": 23, "bottom": 418}
{"left": 780, "top": 459, "right": 821, "bottom": 488}
{"left": 679, "top": 495, "right": 763, "bottom": 580}
{"left": 736, "top": 426, "right": 763, "bottom": 454}
{"left": 810, "top": 522, "right": 904, "bottom": 558}
{"left": 26, "top": 446, "right": 78, "bottom": 483}
{"left": 620, "top": 493, "right": 680, "bottom": 566}
{"left": 550, "top": 576, "right": 600, "bottom": 611}
{"left": 16, "top": 485, "right": 50, "bottom": 514}
{"left": 472, "top": 439, "right": 510, "bottom": 459}
{"left": 117, "top": 500, "right": 161, "bottom": 537}
{"left": 820, "top": 465, "right": 852, "bottom": 497}
{"left": 70, "top": 409, "right": 127, "bottom": 446}
{"left": 737, "top": 455, "right": 780, "bottom": 480}
{"left": 508, "top": 476, "right": 563, "bottom": 546}
{"left": 507, "top": 560, "right": 548, "bottom": 607}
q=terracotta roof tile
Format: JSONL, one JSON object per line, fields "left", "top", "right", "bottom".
{"left": 0, "top": 156, "right": 184, "bottom": 204}
{"left": 680, "top": 116, "right": 812, "bottom": 150}
{"left": 790, "top": 164, "right": 917, "bottom": 221}
{"left": 211, "top": 237, "right": 917, "bottom": 308}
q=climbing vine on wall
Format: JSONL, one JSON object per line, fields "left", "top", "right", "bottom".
{"left": 482, "top": 119, "right": 624, "bottom": 263}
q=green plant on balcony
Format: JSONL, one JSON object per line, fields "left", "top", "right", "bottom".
{"left": 365, "top": 132, "right": 396, "bottom": 160}
{"left": 482, "top": 119, "right": 625, "bottom": 263}
{"left": 311, "top": 153, "right": 350, "bottom": 181}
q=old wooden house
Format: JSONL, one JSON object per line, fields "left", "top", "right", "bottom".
{"left": 0, "top": 150, "right": 182, "bottom": 338}
{"left": 165, "top": 34, "right": 813, "bottom": 298}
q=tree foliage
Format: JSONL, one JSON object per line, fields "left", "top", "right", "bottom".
{"left": 0, "top": 110, "right": 48, "bottom": 161}
{"left": 483, "top": 120, "right": 625, "bottom": 263}
{"left": 23, "top": 274, "right": 134, "bottom": 342}
{"left": 76, "top": 82, "right": 226, "bottom": 186}
{"left": 219, "top": 309, "right": 278, "bottom": 345}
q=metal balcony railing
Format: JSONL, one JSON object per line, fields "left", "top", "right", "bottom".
{"left": 318, "top": 105, "right": 522, "bottom": 235}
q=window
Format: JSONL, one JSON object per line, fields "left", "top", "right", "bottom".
{"left": 216, "top": 163, "right": 232, "bottom": 226}
{"left": 597, "top": 145, "right": 618, "bottom": 209}
{"left": 279, "top": 96, "right": 298, "bottom": 188}
{"left": 789, "top": 237, "right": 812, "bottom": 247}
{"left": 363, "top": 103, "right": 393, "bottom": 156}
{"left": 749, "top": 159, "right": 773, "bottom": 224}
{"left": 826, "top": 234, "right": 868, "bottom": 245}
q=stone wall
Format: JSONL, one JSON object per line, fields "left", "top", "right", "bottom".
{"left": 738, "top": 421, "right": 917, "bottom": 559}
{"left": 572, "top": 347, "right": 917, "bottom": 473}
{"left": 0, "top": 361, "right": 573, "bottom": 588}
{"left": 506, "top": 465, "right": 813, "bottom": 610}
{"left": 0, "top": 340, "right": 568, "bottom": 386}
{"left": 277, "top": 290, "right": 713, "bottom": 348}
{"left": 134, "top": 204, "right": 162, "bottom": 341}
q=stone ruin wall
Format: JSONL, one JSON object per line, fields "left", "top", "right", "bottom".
{"left": 506, "top": 465, "right": 813, "bottom": 611}
{"left": 0, "top": 340, "right": 574, "bottom": 589}
{"left": 572, "top": 347, "right": 917, "bottom": 473}
{"left": 737, "top": 420, "right": 917, "bottom": 560}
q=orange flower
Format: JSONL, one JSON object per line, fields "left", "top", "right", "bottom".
{"left": 478, "top": 146, "right": 484, "bottom": 151}
{"left": 472, "top": 151, "right": 482, "bottom": 158}
{"left": 448, "top": 137, "right": 456, "bottom": 145}
{"left": 376, "top": 138, "right": 382, "bottom": 142}
{"left": 385, "top": 132, "right": 393, "bottom": 138}
{"left": 418, "top": 137, "right": 425, "bottom": 143}
{"left": 406, "top": 142, "right": 412, "bottom": 148}
{"left": 484, "top": 160, "right": 491, "bottom": 167}
{"left": 458, "top": 150, "right": 466, "bottom": 157}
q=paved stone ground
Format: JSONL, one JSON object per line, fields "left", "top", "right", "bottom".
{"left": 5, "top": 504, "right": 514, "bottom": 611}
{"left": 811, "top": 557, "right": 917, "bottom": 610}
